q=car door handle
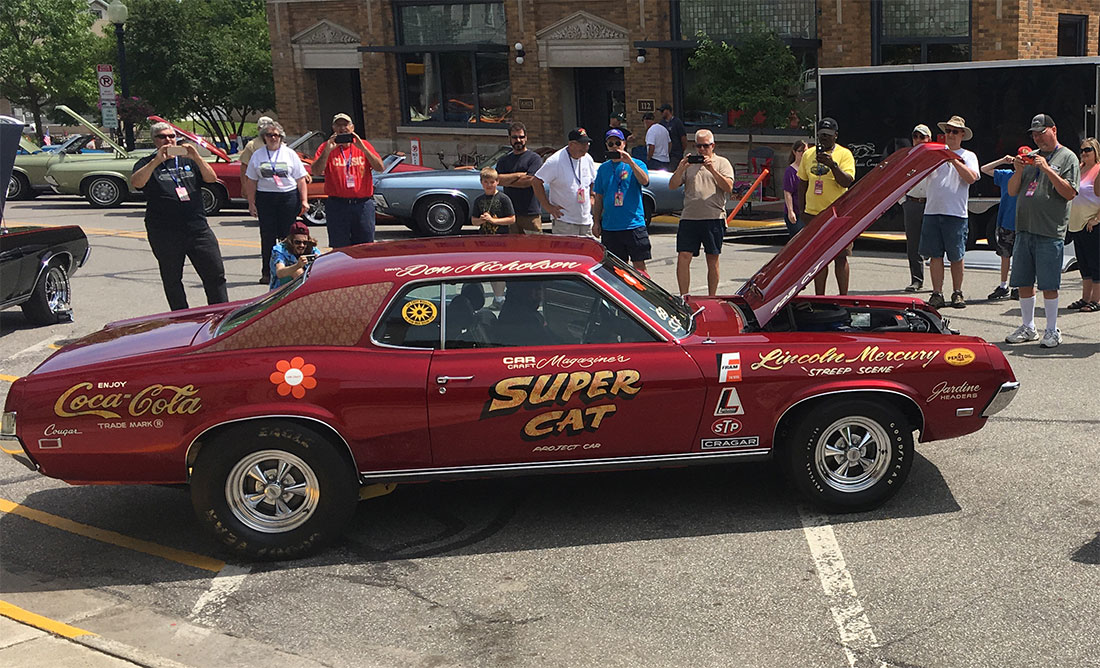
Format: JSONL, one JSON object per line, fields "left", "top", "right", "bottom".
{"left": 436, "top": 375, "right": 475, "bottom": 385}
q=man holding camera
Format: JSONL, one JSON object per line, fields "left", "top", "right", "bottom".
{"left": 670, "top": 129, "right": 734, "bottom": 297}
{"left": 131, "top": 121, "right": 227, "bottom": 312}
{"left": 312, "top": 113, "right": 384, "bottom": 247}
{"left": 593, "top": 128, "right": 651, "bottom": 272}
{"left": 797, "top": 117, "right": 856, "bottom": 295}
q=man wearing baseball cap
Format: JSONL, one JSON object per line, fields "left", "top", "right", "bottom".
{"left": 533, "top": 128, "right": 598, "bottom": 236}
{"left": 901, "top": 124, "right": 932, "bottom": 292}
{"left": 797, "top": 117, "right": 856, "bottom": 294}
{"left": 593, "top": 128, "right": 651, "bottom": 271}
{"left": 312, "top": 113, "right": 384, "bottom": 247}
{"left": 1004, "top": 113, "right": 1080, "bottom": 348}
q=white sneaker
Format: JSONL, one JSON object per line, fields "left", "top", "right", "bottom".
{"left": 1039, "top": 328, "right": 1062, "bottom": 348}
{"left": 1005, "top": 324, "right": 1039, "bottom": 343}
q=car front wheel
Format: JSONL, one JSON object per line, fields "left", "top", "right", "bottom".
{"left": 414, "top": 195, "right": 465, "bottom": 236}
{"left": 190, "top": 420, "right": 359, "bottom": 560}
{"left": 8, "top": 173, "right": 38, "bottom": 200}
{"left": 200, "top": 184, "right": 227, "bottom": 216}
{"left": 85, "top": 176, "right": 126, "bottom": 208}
{"left": 785, "top": 398, "right": 912, "bottom": 512}
{"left": 21, "top": 260, "right": 72, "bottom": 325}
{"left": 301, "top": 198, "right": 325, "bottom": 226}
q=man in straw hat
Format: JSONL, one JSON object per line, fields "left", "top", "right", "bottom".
{"left": 919, "top": 114, "right": 979, "bottom": 309}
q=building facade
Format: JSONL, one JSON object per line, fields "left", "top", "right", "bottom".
{"left": 267, "top": 0, "right": 1100, "bottom": 161}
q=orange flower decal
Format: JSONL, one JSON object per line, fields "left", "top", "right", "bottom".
{"left": 269, "top": 357, "right": 317, "bottom": 399}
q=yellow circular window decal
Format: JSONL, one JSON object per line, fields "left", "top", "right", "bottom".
{"left": 402, "top": 299, "right": 438, "bottom": 326}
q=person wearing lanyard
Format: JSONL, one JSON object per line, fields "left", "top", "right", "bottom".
{"left": 245, "top": 121, "right": 309, "bottom": 284}
{"left": 593, "top": 128, "right": 652, "bottom": 272}
{"left": 131, "top": 122, "right": 227, "bottom": 311}
{"left": 312, "top": 113, "right": 384, "bottom": 247}
{"left": 532, "top": 128, "right": 597, "bottom": 237}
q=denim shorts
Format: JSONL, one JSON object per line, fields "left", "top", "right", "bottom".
{"left": 1010, "top": 230, "right": 1064, "bottom": 291}
{"left": 919, "top": 214, "right": 968, "bottom": 263}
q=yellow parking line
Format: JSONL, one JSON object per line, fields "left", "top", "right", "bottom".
{"left": 0, "top": 498, "right": 225, "bottom": 572}
{"left": 0, "top": 374, "right": 19, "bottom": 383}
{"left": 7, "top": 222, "right": 261, "bottom": 249}
{"left": 0, "top": 599, "right": 96, "bottom": 639}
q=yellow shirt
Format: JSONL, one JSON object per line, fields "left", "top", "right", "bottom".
{"left": 797, "top": 145, "right": 855, "bottom": 215}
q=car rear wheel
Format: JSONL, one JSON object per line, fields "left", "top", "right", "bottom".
{"left": 7, "top": 173, "right": 38, "bottom": 200}
{"left": 21, "top": 260, "right": 72, "bottom": 325}
{"left": 201, "top": 183, "right": 227, "bottom": 216}
{"left": 414, "top": 195, "right": 465, "bottom": 236}
{"left": 85, "top": 176, "right": 126, "bottom": 208}
{"left": 302, "top": 198, "right": 325, "bottom": 226}
{"left": 784, "top": 398, "right": 912, "bottom": 512}
{"left": 190, "top": 420, "right": 358, "bottom": 560}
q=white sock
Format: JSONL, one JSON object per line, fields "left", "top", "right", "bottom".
{"left": 1044, "top": 296, "right": 1059, "bottom": 331}
{"left": 1000, "top": 281, "right": 1008, "bottom": 289}
{"left": 1020, "top": 296, "right": 1036, "bottom": 329}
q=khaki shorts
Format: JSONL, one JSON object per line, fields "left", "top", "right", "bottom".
{"left": 551, "top": 220, "right": 594, "bottom": 237}
{"left": 512, "top": 214, "right": 543, "bottom": 234}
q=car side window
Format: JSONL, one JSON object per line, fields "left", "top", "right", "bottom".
{"left": 373, "top": 284, "right": 442, "bottom": 349}
{"left": 445, "top": 277, "right": 657, "bottom": 348}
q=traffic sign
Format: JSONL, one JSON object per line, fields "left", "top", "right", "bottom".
{"left": 101, "top": 101, "right": 119, "bottom": 130}
{"left": 97, "top": 64, "right": 117, "bottom": 103}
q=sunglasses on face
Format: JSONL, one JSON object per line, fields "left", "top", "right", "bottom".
{"left": 912, "top": 133, "right": 927, "bottom": 139}
{"left": 264, "top": 133, "right": 283, "bottom": 139}
{"left": 695, "top": 143, "right": 713, "bottom": 149}
{"left": 154, "top": 134, "right": 176, "bottom": 140}
{"left": 1081, "top": 147, "right": 1094, "bottom": 153}
{"left": 945, "top": 128, "right": 964, "bottom": 135}
{"left": 290, "top": 239, "right": 308, "bottom": 247}
{"left": 606, "top": 140, "right": 622, "bottom": 148}
{"left": 509, "top": 135, "right": 526, "bottom": 140}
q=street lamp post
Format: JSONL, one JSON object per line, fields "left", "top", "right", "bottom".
{"left": 106, "top": 0, "right": 134, "bottom": 151}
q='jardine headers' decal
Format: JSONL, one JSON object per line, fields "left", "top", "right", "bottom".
{"left": 483, "top": 369, "right": 641, "bottom": 441}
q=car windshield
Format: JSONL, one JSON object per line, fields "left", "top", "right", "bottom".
{"left": 595, "top": 255, "right": 694, "bottom": 339}
{"left": 215, "top": 273, "right": 306, "bottom": 336}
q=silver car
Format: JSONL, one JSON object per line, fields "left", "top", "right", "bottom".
{"left": 373, "top": 147, "right": 685, "bottom": 236}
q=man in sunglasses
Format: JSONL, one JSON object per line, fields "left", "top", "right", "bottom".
{"left": 670, "top": 129, "right": 734, "bottom": 296}
{"left": 593, "top": 129, "right": 651, "bottom": 272}
{"left": 797, "top": 117, "right": 856, "bottom": 295}
{"left": 918, "top": 115, "right": 979, "bottom": 309}
{"left": 131, "top": 121, "right": 228, "bottom": 311}
{"left": 495, "top": 121, "right": 544, "bottom": 234}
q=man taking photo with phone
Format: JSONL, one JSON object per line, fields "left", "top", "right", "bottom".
{"left": 131, "top": 121, "right": 227, "bottom": 311}
{"left": 593, "top": 129, "right": 651, "bottom": 272}
{"left": 670, "top": 129, "right": 734, "bottom": 297}
{"left": 797, "top": 117, "right": 856, "bottom": 295}
{"left": 312, "top": 113, "right": 384, "bottom": 247}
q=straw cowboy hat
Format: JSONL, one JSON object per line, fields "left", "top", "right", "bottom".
{"left": 937, "top": 115, "right": 973, "bottom": 141}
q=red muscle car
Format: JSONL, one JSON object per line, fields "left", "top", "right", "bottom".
{"left": 0, "top": 143, "right": 1018, "bottom": 560}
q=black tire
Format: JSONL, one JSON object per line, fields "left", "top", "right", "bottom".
{"left": 8, "top": 172, "right": 39, "bottom": 200}
{"left": 784, "top": 398, "right": 912, "bottom": 512}
{"left": 190, "top": 420, "right": 358, "bottom": 560}
{"left": 301, "top": 198, "right": 325, "bottom": 226}
{"left": 414, "top": 195, "right": 465, "bottom": 236}
{"left": 84, "top": 176, "right": 127, "bottom": 208}
{"left": 21, "top": 260, "right": 72, "bottom": 325}
{"left": 201, "top": 183, "right": 227, "bottom": 216}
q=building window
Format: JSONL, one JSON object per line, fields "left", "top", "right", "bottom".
{"left": 872, "top": 0, "right": 971, "bottom": 65}
{"left": 1057, "top": 14, "right": 1088, "bottom": 57}
{"left": 395, "top": 1, "right": 511, "bottom": 126}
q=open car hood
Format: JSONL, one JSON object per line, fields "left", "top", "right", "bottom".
{"left": 147, "top": 115, "right": 232, "bottom": 162}
{"left": 736, "top": 143, "right": 956, "bottom": 327}
{"left": 55, "top": 105, "right": 130, "bottom": 157}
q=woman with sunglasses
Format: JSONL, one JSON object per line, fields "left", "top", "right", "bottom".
{"left": 1066, "top": 137, "right": 1100, "bottom": 312}
{"left": 270, "top": 221, "right": 320, "bottom": 289}
{"left": 783, "top": 139, "right": 808, "bottom": 241}
{"left": 244, "top": 121, "right": 309, "bottom": 284}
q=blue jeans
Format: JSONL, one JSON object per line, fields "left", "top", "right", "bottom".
{"left": 326, "top": 197, "right": 375, "bottom": 247}
{"left": 919, "top": 214, "right": 967, "bottom": 263}
{"left": 1010, "top": 230, "right": 1064, "bottom": 291}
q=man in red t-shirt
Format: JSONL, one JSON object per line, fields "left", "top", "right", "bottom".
{"left": 312, "top": 113, "right": 384, "bottom": 246}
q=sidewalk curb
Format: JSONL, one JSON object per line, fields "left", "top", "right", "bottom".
{"left": 76, "top": 635, "right": 192, "bottom": 668}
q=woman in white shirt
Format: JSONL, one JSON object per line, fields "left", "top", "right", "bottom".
{"left": 244, "top": 121, "right": 309, "bottom": 284}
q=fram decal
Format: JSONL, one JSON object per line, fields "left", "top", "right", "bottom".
{"left": 927, "top": 380, "right": 981, "bottom": 402}
{"left": 711, "top": 418, "right": 742, "bottom": 435}
{"left": 944, "top": 348, "right": 975, "bottom": 366}
{"left": 54, "top": 383, "right": 201, "bottom": 419}
{"left": 701, "top": 436, "right": 760, "bottom": 450}
{"left": 714, "top": 387, "right": 744, "bottom": 416}
{"left": 718, "top": 353, "right": 742, "bottom": 382}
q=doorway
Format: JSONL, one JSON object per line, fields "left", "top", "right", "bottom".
{"left": 314, "top": 69, "right": 364, "bottom": 133}
{"left": 574, "top": 67, "right": 625, "bottom": 142}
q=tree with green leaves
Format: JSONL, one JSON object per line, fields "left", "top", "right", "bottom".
{"left": 0, "top": 0, "right": 102, "bottom": 141}
{"left": 122, "top": 0, "right": 274, "bottom": 145}
{"left": 688, "top": 29, "right": 808, "bottom": 132}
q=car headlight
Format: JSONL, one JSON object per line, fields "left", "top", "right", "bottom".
{"left": 1, "top": 411, "right": 16, "bottom": 437}
{"left": 373, "top": 194, "right": 388, "bottom": 209}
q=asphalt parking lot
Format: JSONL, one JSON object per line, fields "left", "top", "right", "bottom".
{"left": 1, "top": 196, "right": 1098, "bottom": 667}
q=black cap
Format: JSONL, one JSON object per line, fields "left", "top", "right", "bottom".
{"left": 642, "top": 112, "right": 655, "bottom": 121}
{"left": 817, "top": 117, "right": 839, "bottom": 135}
{"left": 567, "top": 127, "right": 590, "bottom": 143}
{"left": 1027, "top": 113, "right": 1055, "bottom": 133}
{"left": 658, "top": 103, "right": 672, "bottom": 112}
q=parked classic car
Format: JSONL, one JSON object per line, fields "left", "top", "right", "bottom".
{"left": 0, "top": 225, "right": 90, "bottom": 325}
{"left": 9, "top": 133, "right": 119, "bottom": 201}
{"left": 372, "top": 148, "right": 684, "bottom": 236}
{"left": 0, "top": 143, "right": 1018, "bottom": 559}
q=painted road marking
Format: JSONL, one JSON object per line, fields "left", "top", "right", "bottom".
{"left": 0, "top": 374, "right": 18, "bottom": 383}
{"left": 800, "top": 507, "right": 888, "bottom": 668}
{"left": 10, "top": 221, "right": 262, "bottom": 249}
{"left": 0, "top": 599, "right": 95, "bottom": 638}
{"left": 0, "top": 498, "right": 225, "bottom": 572}
{"left": 190, "top": 564, "right": 251, "bottom": 624}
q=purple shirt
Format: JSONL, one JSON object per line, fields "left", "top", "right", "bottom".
{"left": 783, "top": 164, "right": 801, "bottom": 215}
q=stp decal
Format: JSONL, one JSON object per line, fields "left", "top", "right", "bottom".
{"left": 711, "top": 418, "right": 742, "bottom": 435}
{"left": 714, "top": 387, "right": 744, "bottom": 416}
{"left": 718, "top": 353, "right": 742, "bottom": 382}
{"left": 270, "top": 357, "right": 317, "bottom": 399}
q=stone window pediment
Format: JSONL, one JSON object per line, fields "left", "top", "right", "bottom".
{"left": 291, "top": 19, "right": 360, "bottom": 46}
{"left": 535, "top": 11, "right": 631, "bottom": 68}
{"left": 535, "top": 11, "right": 629, "bottom": 42}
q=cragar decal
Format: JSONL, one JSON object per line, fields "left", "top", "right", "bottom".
{"left": 483, "top": 369, "right": 641, "bottom": 440}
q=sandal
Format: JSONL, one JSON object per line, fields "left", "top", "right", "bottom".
{"left": 1081, "top": 301, "right": 1100, "bottom": 313}
{"left": 1067, "top": 299, "right": 1089, "bottom": 310}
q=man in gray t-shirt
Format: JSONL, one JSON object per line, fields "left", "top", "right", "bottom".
{"left": 1004, "top": 114, "right": 1080, "bottom": 349}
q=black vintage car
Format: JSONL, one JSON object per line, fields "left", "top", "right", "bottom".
{"left": 0, "top": 225, "right": 89, "bottom": 325}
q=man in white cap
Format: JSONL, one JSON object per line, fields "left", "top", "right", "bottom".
{"left": 918, "top": 114, "right": 979, "bottom": 309}
{"left": 312, "top": 113, "right": 385, "bottom": 247}
{"left": 1004, "top": 113, "right": 1080, "bottom": 348}
{"left": 902, "top": 123, "right": 932, "bottom": 292}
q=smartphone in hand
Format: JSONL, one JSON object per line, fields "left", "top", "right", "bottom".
{"left": 166, "top": 145, "right": 188, "bottom": 157}
{"left": 333, "top": 134, "right": 354, "bottom": 144}
{"left": 687, "top": 155, "right": 704, "bottom": 164}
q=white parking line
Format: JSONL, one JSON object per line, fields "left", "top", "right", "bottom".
{"left": 799, "top": 507, "right": 888, "bottom": 668}
{"left": 189, "top": 564, "right": 251, "bottom": 625}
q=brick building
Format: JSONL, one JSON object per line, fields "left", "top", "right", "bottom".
{"left": 266, "top": 0, "right": 1100, "bottom": 163}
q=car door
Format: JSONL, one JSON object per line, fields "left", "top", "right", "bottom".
{"left": 426, "top": 276, "right": 705, "bottom": 468}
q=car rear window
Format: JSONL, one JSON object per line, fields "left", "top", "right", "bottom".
{"left": 215, "top": 274, "right": 305, "bottom": 336}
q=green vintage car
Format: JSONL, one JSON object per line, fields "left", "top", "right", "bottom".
{"left": 9, "top": 133, "right": 118, "bottom": 200}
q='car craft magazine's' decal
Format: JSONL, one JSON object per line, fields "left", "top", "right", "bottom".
{"left": 270, "top": 357, "right": 318, "bottom": 399}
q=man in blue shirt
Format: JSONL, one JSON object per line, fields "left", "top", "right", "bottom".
{"left": 593, "top": 129, "right": 651, "bottom": 272}
{"left": 981, "top": 151, "right": 1022, "bottom": 300}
